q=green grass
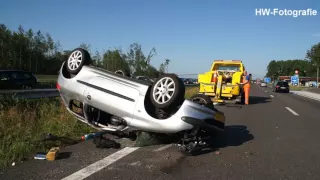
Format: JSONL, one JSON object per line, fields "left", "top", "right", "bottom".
{"left": 184, "top": 86, "right": 199, "bottom": 99}
{"left": 0, "top": 98, "right": 93, "bottom": 168}
{"left": 36, "top": 75, "right": 58, "bottom": 82}
{"left": 0, "top": 86, "right": 199, "bottom": 168}
{"left": 289, "top": 86, "right": 308, "bottom": 91}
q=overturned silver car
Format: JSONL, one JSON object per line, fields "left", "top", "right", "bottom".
{"left": 57, "top": 48, "right": 225, "bottom": 154}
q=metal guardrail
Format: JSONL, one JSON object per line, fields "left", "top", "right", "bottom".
{"left": 185, "top": 84, "right": 199, "bottom": 87}
{"left": 0, "top": 88, "right": 59, "bottom": 100}
{"left": 0, "top": 88, "right": 58, "bottom": 94}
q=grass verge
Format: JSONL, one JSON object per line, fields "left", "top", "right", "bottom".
{"left": 289, "top": 86, "right": 308, "bottom": 91}
{"left": 0, "top": 86, "right": 200, "bottom": 168}
{"left": 0, "top": 98, "right": 93, "bottom": 168}
{"left": 36, "top": 75, "right": 58, "bottom": 83}
{"left": 184, "top": 85, "right": 199, "bottom": 99}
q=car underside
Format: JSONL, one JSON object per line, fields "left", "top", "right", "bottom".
{"left": 57, "top": 48, "right": 225, "bottom": 154}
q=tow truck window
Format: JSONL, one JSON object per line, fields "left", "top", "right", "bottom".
{"left": 216, "top": 65, "right": 240, "bottom": 71}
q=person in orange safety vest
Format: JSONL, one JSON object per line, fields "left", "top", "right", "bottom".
{"left": 238, "top": 71, "right": 251, "bottom": 105}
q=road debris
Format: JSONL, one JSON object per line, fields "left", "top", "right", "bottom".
{"left": 81, "top": 132, "right": 106, "bottom": 141}
{"left": 34, "top": 153, "right": 47, "bottom": 160}
{"left": 93, "top": 136, "right": 120, "bottom": 149}
{"left": 46, "top": 147, "right": 60, "bottom": 161}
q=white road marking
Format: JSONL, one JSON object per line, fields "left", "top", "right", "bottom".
{"left": 270, "top": 95, "right": 274, "bottom": 98}
{"left": 285, "top": 107, "right": 299, "bottom": 116}
{"left": 154, "top": 144, "right": 173, "bottom": 152}
{"left": 290, "top": 91, "right": 320, "bottom": 102}
{"left": 265, "top": 90, "right": 267, "bottom": 92}
{"left": 61, "top": 147, "right": 139, "bottom": 180}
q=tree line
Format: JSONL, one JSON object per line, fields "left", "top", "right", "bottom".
{"left": 0, "top": 24, "right": 170, "bottom": 78}
{"left": 266, "top": 42, "right": 320, "bottom": 80}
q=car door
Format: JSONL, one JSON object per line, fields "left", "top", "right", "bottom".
{"left": 21, "top": 72, "right": 35, "bottom": 85}
{"left": 0, "top": 71, "right": 12, "bottom": 89}
{"left": 83, "top": 76, "right": 140, "bottom": 119}
{"left": 10, "top": 71, "right": 27, "bottom": 88}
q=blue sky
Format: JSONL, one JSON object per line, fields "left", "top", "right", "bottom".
{"left": 1, "top": 0, "right": 320, "bottom": 79}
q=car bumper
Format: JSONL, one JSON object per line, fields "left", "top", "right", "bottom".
{"left": 276, "top": 88, "right": 289, "bottom": 92}
{"left": 181, "top": 111, "right": 225, "bottom": 132}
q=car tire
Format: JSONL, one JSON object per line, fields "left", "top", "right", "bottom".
{"left": 21, "top": 85, "right": 32, "bottom": 89}
{"left": 150, "top": 74, "right": 185, "bottom": 109}
{"left": 66, "top": 48, "right": 92, "bottom": 75}
{"left": 115, "top": 69, "right": 130, "bottom": 77}
{"left": 189, "top": 94, "right": 215, "bottom": 110}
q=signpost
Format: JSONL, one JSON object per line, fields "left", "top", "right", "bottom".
{"left": 294, "top": 69, "right": 299, "bottom": 86}
{"left": 291, "top": 75, "right": 299, "bottom": 86}
{"left": 264, "top": 77, "right": 271, "bottom": 84}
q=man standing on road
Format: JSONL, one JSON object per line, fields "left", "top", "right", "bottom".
{"left": 238, "top": 71, "right": 251, "bottom": 105}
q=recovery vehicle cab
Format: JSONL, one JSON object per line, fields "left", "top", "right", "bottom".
{"left": 197, "top": 60, "right": 246, "bottom": 104}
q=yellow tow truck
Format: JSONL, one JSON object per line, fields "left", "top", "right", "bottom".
{"left": 197, "top": 60, "right": 246, "bottom": 104}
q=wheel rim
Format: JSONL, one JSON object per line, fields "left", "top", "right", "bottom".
{"left": 67, "top": 50, "right": 83, "bottom": 70}
{"left": 115, "top": 70, "right": 124, "bottom": 76}
{"left": 191, "top": 97, "right": 207, "bottom": 106}
{"left": 153, "top": 77, "right": 175, "bottom": 104}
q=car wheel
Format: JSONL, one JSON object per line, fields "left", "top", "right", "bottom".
{"left": 66, "top": 48, "right": 91, "bottom": 75}
{"left": 115, "top": 69, "right": 130, "bottom": 77}
{"left": 189, "top": 94, "right": 215, "bottom": 110}
{"left": 21, "top": 85, "right": 32, "bottom": 89}
{"left": 150, "top": 74, "right": 185, "bottom": 109}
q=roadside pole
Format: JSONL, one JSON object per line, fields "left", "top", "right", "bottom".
{"left": 317, "top": 66, "right": 319, "bottom": 88}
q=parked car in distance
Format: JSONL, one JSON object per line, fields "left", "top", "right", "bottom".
{"left": 260, "top": 82, "right": 267, "bottom": 87}
{"left": 183, "top": 78, "right": 194, "bottom": 84}
{"left": 272, "top": 81, "right": 290, "bottom": 93}
{"left": 0, "top": 70, "right": 38, "bottom": 90}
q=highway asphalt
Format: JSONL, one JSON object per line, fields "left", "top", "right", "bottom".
{"left": 1, "top": 84, "right": 320, "bottom": 180}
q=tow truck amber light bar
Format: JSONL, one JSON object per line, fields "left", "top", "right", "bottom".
{"left": 213, "top": 60, "right": 242, "bottom": 62}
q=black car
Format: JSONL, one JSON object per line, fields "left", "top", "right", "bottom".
{"left": 272, "top": 81, "right": 290, "bottom": 93}
{"left": 183, "top": 78, "right": 193, "bottom": 84}
{"left": 0, "top": 70, "right": 38, "bottom": 90}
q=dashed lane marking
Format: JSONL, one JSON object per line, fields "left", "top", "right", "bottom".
{"left": 153, "top": 144, "right": 174, "bottom": 152}
{"left": 285, "top": 107, "right": 299, "bottom": 116}
{"left": 61, "top": 147, "right": 139, "bottom": 180}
